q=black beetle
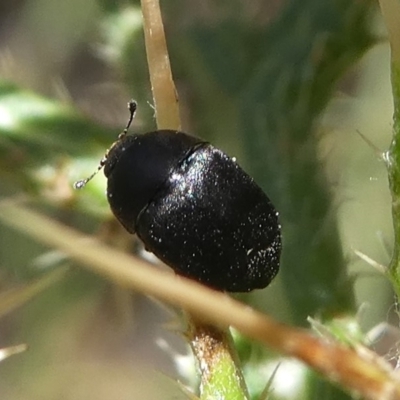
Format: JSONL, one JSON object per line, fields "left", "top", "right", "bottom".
{"left": 75, "top": 101, "right": 281, "bottom": 292}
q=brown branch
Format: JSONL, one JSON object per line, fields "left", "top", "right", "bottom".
{"left": 0, "top": 201, "right": 399, "bottom": 400}
{"left": 140, "top": 0, "right": 181, "bottom": 130}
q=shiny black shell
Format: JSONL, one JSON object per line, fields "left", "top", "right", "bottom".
{"left": 105, "top": 130, "right": 281, "bottom": 292}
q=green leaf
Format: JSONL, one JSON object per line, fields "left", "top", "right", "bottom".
{"left": 238, "top": 0, "right": 376, "bottom": 324}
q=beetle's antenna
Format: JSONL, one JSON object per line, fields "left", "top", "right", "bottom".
{"left": 119, "top": 99, "right": 137, "bottom": 139}
{"left": 74, "top": 99, "right": 137, "bottom": 189}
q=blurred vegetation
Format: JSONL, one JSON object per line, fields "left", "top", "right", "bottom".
{"left": 0, "top": 0, "right": 397, "bottom": 399}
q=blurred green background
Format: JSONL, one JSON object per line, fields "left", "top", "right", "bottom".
{"left": 0, "top": 0, "right": 396, "bottom": 399}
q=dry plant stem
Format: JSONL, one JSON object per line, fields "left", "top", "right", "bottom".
{"left": 140, "top": 0, "right": 181, "bottom": 130}
{"left": 188, "top": 318, "right": 249, "bottom": 400}
{"left": 0, "top": 202, "right": 400, "bottom": 400}
{"left": 378, "top": 0, "right": 400, "bottom": 296}
{"left": 140, "top": 1, "right": 247, "bottom": 397}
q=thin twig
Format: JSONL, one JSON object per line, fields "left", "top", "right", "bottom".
{"left": 140, "top": 0, "right": 180, "bottom": 130}
{"left": 140, "top": 1, "right": 249, "bottom": 398}
{"left": 0, "top": 202, "right": 399, "bottom": 400}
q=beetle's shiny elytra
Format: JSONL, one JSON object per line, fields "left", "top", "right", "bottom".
{"left": 75, "top": 101, "right": 282, "bottom": 292}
